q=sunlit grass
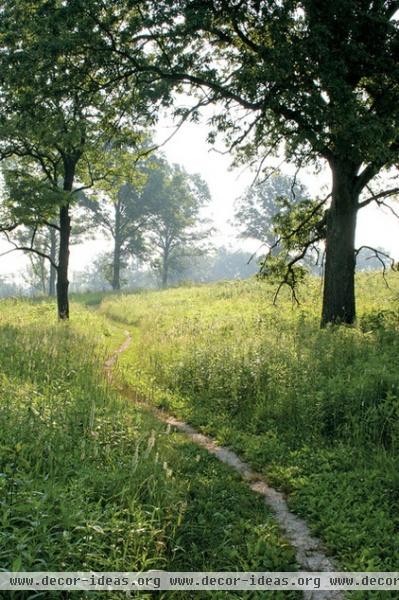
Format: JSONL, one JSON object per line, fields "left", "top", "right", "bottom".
{"left": 99, "top": 272, "right": 399, "bottom": 582}
{"left": 0, "top": 297, "right": 299, "bottom": 599}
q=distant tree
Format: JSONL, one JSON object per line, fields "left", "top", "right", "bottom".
{"left": 0, "top": 275, "right": 21, "bottom": 298}
{"left": 124, "top": 260, "right": 157, "bottom": 289}
{"left": 234, "top": 173, "right": 309, "bottom": 250}
{"left": 206, "top": 247, "right": 259, "bottom": 282}
{"left": 70, "top": 253, "right": 112, "bottom": 294}
{"left": 179, "top": 246, "right": 259, "bottom": 283}
{"left": 146, "top": 161, "right": 213, "bottom": 287}
{"left": 81, "top": 150, "right": 155, "bottom": 291}
{"left": 15, "top": 226, "right": 53, "bottom": 296}
{"left": 71, "top": 254, "right": 155, "bottom": 293}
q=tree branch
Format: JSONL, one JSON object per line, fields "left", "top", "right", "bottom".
{"left": 42, "top": 220, "right": 60, "bottom": 231}
{"left": 355, "top": 245, "right": 396, "bottom": 288}
{"left": 1, "top": 231, "right": 58, "bottom": 269}
{"left": 271, "top": 236, "right": 320, "bottom": 305}
{"left": 0, "top": 223, "right": 19, "bottom": 234}
{"left": 358, "top": 186, "right": 399, "bottom": 210}
{"left": 0, "top": 245, "right": 58, "bottom": 269}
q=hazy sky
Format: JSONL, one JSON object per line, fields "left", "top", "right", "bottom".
{"left": 0, "top": 107, "right": 398, "bottom": 281}
{"left": 155, "top": 109, "right": 399, "bottom": 256}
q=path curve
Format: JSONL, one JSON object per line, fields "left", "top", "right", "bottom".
{"left": 105, "top": 333, "right": 343, "bottom": 600}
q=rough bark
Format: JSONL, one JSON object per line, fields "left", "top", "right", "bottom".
{"left": 49, "top": 225, "right": 57, "bottom": 297}
{"left": 321, "top": 160, "right": 359, "bottom": 326}
{"left": 57, "top": 159, "right": 75, "bottom": 320}
{"left": 57, "top": 203, "right": 71, "bottom": 319}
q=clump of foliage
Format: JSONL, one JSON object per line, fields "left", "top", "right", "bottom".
{"left": 258, "top": 196, "right": 326, "bottom": 301}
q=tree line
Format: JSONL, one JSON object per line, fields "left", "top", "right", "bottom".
{"left": 0, "top": 152, "right": 212, "bottom": 294}
{"left": 0, "top": 167, "right": 389, "bottom": 298}
{"left": 0, "top": 0, "right": 398, "bottom": 325}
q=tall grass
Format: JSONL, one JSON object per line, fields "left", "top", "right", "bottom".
{"left": 101, "top": 275, "right": 399, "bottom": 450}
{"left": 100, "top": 273, "right": 399, "bottom": 580}
{"left": 0, "top": 298, "right": 298, "bottom": 599}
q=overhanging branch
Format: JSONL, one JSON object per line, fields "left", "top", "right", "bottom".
{"left": 358, "top": 186, "right": 399, "bottom": 211}
{"left": 355, "top": 245, "right": 396, "bottom": 288}
{"left": 1, "top": 230, "right": 58, "bottom": 270}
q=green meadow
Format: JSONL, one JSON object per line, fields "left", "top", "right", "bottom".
{"left": 99, "top": 273, "right": 399, "bottom": 578}
{"left": 0, "top": 298, "right": 298, "bottom": 599}
{"left": 1, "top": 271, "right": 399, "bottom": 598}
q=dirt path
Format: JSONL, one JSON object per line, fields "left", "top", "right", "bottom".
{"left": 105, "top": 333, "right": 343, "bottom": 600}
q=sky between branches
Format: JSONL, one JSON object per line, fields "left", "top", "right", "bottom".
{"left": 0, "top": 104, "right": 398, "bottom": 281}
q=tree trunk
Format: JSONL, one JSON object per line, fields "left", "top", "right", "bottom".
{"left": 57, "top": 159, "right": 75, "bottom": 320}
{"left": 321, "top": 160, "right": 359, "bottom": 326}
{"left": 112, "top": 201, "right": 122, "bottom": 291}
{"left": 49, "top": 226, "right": 57, "bottom": 297}
{"left": 57, "top": 204, "right": 71, "bottom": 319}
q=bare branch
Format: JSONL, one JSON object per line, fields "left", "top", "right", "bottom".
{"left": 0, "top": 223, "right": 19, "bottom": 234}
{"left": 1, "top": 230, "right": 58, "bottom": 269}
{"left": 355, "top": 163, "right": 379, "bottom": 194}
{"left": 355, "top": 245, "right": 395, "bottom": 288}
{"left": 42, "top": 220, "right": 60, "bottom": 231}
{"left": 0, "top": 245, "right": 58, "bottom": 269}
{"left": 359, "top": 186, "right": 399, "bottom": 209}
{"left": 247, "top": 241, "right": 268, "bottom": 264}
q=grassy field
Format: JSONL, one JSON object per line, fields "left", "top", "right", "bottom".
{"left": 0, "top": 298, "right": 299, "bottom": 599}
{"left": 98, "top": 273, "right": 399, "bottom": 586}
{"left": 2, "top": 273, "right": 399, "bottom": 599}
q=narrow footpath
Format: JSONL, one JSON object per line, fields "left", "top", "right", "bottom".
{"left": 105, "top": 331, "right": 344, "bottom": 600}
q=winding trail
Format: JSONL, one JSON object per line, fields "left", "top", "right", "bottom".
{"left": 105, "top": 332, "right": 343, "bottom": 600}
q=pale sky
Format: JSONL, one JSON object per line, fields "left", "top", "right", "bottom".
{"left": 154, "top": 108, "right": 399, "bottom": 258}
{"left": 0, "top": 106, "right": 398, "bottom": 282}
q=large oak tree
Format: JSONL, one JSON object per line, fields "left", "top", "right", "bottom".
{"left": 109, "top": 0, "right": 399, "bottom": 324}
